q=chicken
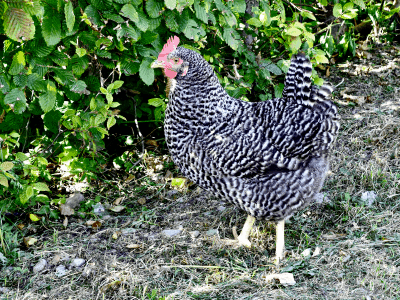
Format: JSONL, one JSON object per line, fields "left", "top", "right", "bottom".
{"left": 151, "top": 36, "right": 339, "bottom": 263}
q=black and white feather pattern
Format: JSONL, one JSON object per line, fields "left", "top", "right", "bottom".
{"left": 163, "top": 48, "right": 339, "bottom": 221}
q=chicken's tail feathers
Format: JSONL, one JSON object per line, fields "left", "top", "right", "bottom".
{"left": 282, "top": 53, "right": 334, "bottom": 108}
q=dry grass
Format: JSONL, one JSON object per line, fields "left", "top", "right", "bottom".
{"left": 1, "top": 45, "right": 400, "bottom": 300}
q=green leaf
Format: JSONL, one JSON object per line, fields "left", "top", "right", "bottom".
{"left": 9, "top": 51, "right": 25, "bottom": 75}
{"left": 139, "top": 58, "right": 154, "bottom": 85}
{"left": 4, "top": 89, "right": 27, "bottom": 114}
{"left": 39, "top": 81, "right": 57, "bottom": 113}
{"left": 315, "top": 54, "right": 329, "bottom": 64}
{"left": 29, "top": 213, "right": 40, "bottom": 221}
{"left": 223, "top": 27, "right": 240, "bottom": 50}
{"left": 135, "top": 11, "right": 149, "bottom": 32}
{"left": 15, "top": 152, "right": 29, "bottom": 161}
{"left": 107, "top": 116, "right": 116, "bottom": 129}
{"left": 341, "top": 11, "right": 357, "bottom": 19}
{"left": 289, "top": 36, "right": 302, "bottom": 52}
{"left": 121, "top": 4, "right": 139, "bottom": 22}
{"left": 274, "top": 83, "right": 284, "bottom": 98}
{"left": 14, "top": 74, "right": 28, "bottom": 87}
{"left": 194, "top": 0, "right": 208, "bottom": 23}
{"left": 300, "top": 10, "right": 316, "bottom": 21}
{"left": 91, "top": 0, "right": 113, "bottom": 10}
{"left": 183, "top": 19, "right": 201, "bottom": 40}
{"left": 286, "top": 27, "right": 302, "bottom": 36}
{"left": 247, "top": 18, "right": 262, "bottom": 27}
{"left": 42, "top": 9, "right": 61, "bottom": 46}
{"left": 109, "top": 80, "right": 124, "bottom": 90}
{"left": 0, "top": 162, "right": 14, "bottom": 172}
{"left": 3, "top": 7, "right": 35, "bottom": 42}
{"left": 165, "top": 11, "right": 179, "bottom": 32}
{"left": 352, "top": 0, "right": 365, "bottom": 9}
{"left": 33, "top": 182, "right": 50, "bottom": 192}
{"left": 165, "top": 0, "right": 176, "bottom": 10}
{"left": 0, "top": 75, "right": 10, "bottom": 93}
{"left": 343, "top": 3, "right": 354, "bottom": 11}
{"left": 146, "top": 0, "right": 163, "bottom": 18}
{"left": 260, "top": 10, "right": 271, "bottom": 26}
{"left": 43, "top": 110, "right": 62, "bottom": 133}
{"left": 333, "top": 3, "right": 342, "bottom": 17}
{"left": 65, "top": 1, "right": 75, "bottom": 32}
{"left": 317, "top": 0, "right": 327, "bottom": 5}
{"left": 76, "top": 47, "right": 87, "bottom": 57}
{"left": 148, "top": 98, "right": 164, "bottom": 107}
{"left": 314, "top": 77, "right": 324, "bottom": 86}
{"left": 0, "top": 175, "right": 8, "bottom": 188}
{"left": 71, "top": 80, "right": 88, "bottom": 93}
{"left": 84, "top": 5, "right": 102, "bottom": 26}
{"left": 231, "top": 0, "right": 245, "bottom": 14}
{"left": 71, "top": 55, "right": 89, "bottom": 76}
{"left": 27, "top": 73, "right": 46, "bottom": 91}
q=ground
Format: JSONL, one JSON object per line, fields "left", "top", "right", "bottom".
{"left": 1, "top": 44, "right": 400, "bottom": 300}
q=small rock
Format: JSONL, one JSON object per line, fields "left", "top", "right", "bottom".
{"left": 70, "top": 258, "right": 85, "bottom": 267}
{"left": 162, "top": 229, "right": 182, "bottom": 237}
{"left": 33, "top": 258, "right": 47, "bottom": 273}
{"left": 92, "top": 203, "right": 106, "bottom": 216}
{"left": 264, "top": 272, "right": 296, "bottom": 286}
{"left": 0, "top": 287, "right": 10, "bottom": 293}
{"left": 206, "top": 229, "right": 219, "bottom": 236}
{"left": 190, "top": 231, "right": 200, "bottom": 238}
{"left": 101, "top": 214, "right": 111, "bottom": 220}
{"left": 301, "top": 248, "right": 311, "bottom": 257}
{"left": 217, "top": 206, "right": 226, "bottom": 211}
{"left": 55, "top": 265, "right": 66, "bottom": 277}
{"left": 121, "top": 228, "right": 137, "bottom": 235}
{"left": 361, "top": 191, "right": 377, "bottom": 207}
{"left": 312, "top": 247, "right": 321, "bottom": 257}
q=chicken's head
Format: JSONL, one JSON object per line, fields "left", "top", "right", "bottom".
{"left": 151, "top": 36, "right": 186, "bottom": 79}
{"left": 152, "top": 36, "right": 214, "bottom": 82}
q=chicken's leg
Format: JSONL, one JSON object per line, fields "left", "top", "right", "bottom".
{"left": 232, "top": 215, "right": 255, "bottom": 248}
{"left": 275, "top": 220, "right": 285, "bottom": 264}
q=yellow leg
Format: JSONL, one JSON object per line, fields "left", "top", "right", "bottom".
{"left": 232, "top": 215, "right": 255, "bottom": 248}
{"left": 275, "top": 220, "right": 285, "bottom": 264}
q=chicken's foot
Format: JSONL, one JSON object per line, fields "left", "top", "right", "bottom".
{"left": 232, "top": 215, "right": 255, "bottom": 248}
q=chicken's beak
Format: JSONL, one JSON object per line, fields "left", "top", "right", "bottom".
{"left": 151, "top": 60, "right": 164, "bottom": 68}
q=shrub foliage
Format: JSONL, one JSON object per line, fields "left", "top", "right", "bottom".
{"left": 0, "top": 0, "right": 398, "bottom": 210}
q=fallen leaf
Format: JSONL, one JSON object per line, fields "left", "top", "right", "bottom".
{"left": 17, "top": 224, "right": 25, "bottom": 230}
{"left": 126, "top": 244, "right": 142, "bottom": 249}
{"left": 146, "top": 140, "right": 158, "bottom": 147}
{"left": 125, "top": 174, "right": 135, "bottom": 183}
{"left": 23, "top": 237, "right": 38, "bottom": 247}
{"left": 264, "top": 273, "right": 296, "bottom": 286}
{"left": 63, "top": 217, "right": 68, "bottom": 227}
{"left": 113, "top": 197, "right": 124, "bottom": 205}
{"left": 138, "top": 198, "right": 146, "bottom": 205}
{"left": 164, "top": 170, "right": 173, "bottom": 181}
{"left": 91, "top": 221, "right": 102, "bottom": 230}
{"left": 110, "top": 205, "right": 126, "bottom": 212}
{"left": 29, "top": 214, "right": 40, "bottom": 222}
{"left": 321, "top": 233, "right": 346, "bottom": 240}
{"left": 112, "top": 231, "right": 121, "bottom": 239}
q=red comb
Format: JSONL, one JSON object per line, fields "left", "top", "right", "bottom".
{"left": 158, "top": 36, "right": 180, "bottom": 63}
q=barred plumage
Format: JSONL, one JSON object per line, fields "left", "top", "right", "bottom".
{"left": 152, "top": 42, "right": 339, "bottom": 262}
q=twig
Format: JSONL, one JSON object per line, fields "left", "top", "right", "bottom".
{"left": 335, "top": 78, "right": 345, "bottom": 88}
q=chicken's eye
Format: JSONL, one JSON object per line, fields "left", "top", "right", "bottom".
{"left": 173, "top": 58, "right": 180, "bottom": 64}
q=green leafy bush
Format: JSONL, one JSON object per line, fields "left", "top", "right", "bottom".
{"left": 0, "top": 0, "right": 398, "bottom": 211}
